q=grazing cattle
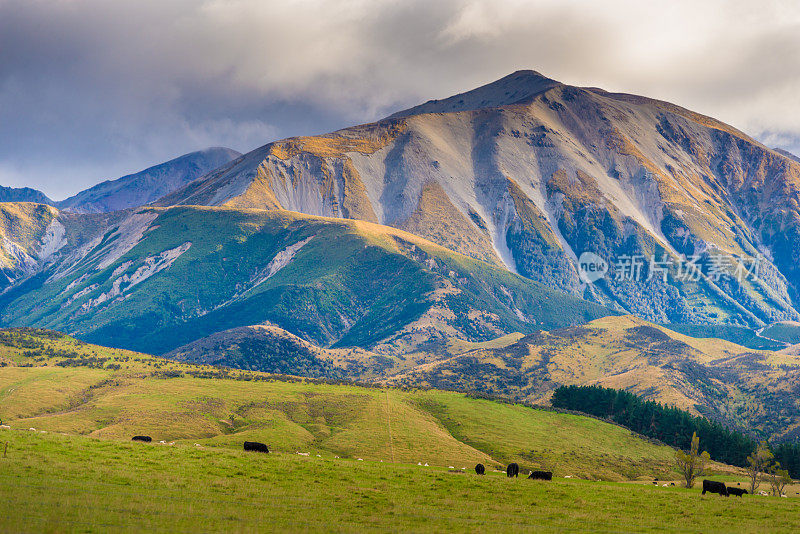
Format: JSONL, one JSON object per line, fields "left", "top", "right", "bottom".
{"left": 506, "top": 463, "right": 520, "bottom": 478}
{"left": 131, "top": 435, "right": 152, "bottom": 443}
{"left": 243, "top": 441, "right": 269, "bottom": 453}
{"left": 726, "top": 487, "right": 748, "bottom": 497}
{"left": 475, "top": 463, "right": 486, "bottom": 475}
{"left": 702, "top": 479, "right": 728, "bottom": 497}
{"left": 528, "top": 470, "right": 553, "bottom": 481}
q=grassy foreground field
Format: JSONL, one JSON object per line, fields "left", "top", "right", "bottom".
{"left": 1, "top": 430, "right": 796, "bottom": 533}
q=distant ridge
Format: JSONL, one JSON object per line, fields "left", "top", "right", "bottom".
{"left": 56, "top": 147, "right": 241, "bottom": 213}
{"left": 0, "top": 185, "right": 53, "bottom": 205}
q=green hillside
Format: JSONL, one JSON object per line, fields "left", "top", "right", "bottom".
{"left": 762, "top": 322, "right": 800, "bottom": 345}
{"left": 0, "top": 206, "right": 613, "bottom": 355}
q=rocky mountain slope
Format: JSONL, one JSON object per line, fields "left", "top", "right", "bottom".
{"left": 156, "top": 70, "right": 800, "bottom": 328}
{"left": 56, "top": 147, "right": 241, "bottom": 213}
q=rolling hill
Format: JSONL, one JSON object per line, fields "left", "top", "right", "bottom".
{"left": 0, "top": 327, "right": 675, "bottom": 481}
{"left": 386, "top": 315, "right": 800, "bottom": 441}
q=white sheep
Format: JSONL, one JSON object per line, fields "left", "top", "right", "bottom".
{"left": 296, "top": 452, "right": 310, "bottom": 456}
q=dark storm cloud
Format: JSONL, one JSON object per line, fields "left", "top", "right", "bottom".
{"left": 1, "top": 0, "right": 799, "bottom": 198}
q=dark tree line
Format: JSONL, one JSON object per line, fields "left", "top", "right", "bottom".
{"left": 551, "top": 385, "right": 755, "bottom": 467}
{"left": 772, "top": 442, "right": 800, "bottom": 480}
{"left": 552, "top": 385, "right": 800, "bottom": 478}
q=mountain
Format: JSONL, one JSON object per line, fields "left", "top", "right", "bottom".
{"left": 157, "top": 70, "right": 800, "bottom": 328}
{"left": 5, "top": 70, "right": 800, "bottom": 440}
{"left": 0, "top": 204, "right": 613, "bottom": 355}
{"left": 56, "top": 147, "right": 241, "bottom": 213}
{"left": 0, "top": 185, "right": 53, "bottom": 205}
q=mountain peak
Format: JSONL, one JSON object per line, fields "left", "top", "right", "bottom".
{"left": 57, "top": 147, "right": 242, "bottom": 213}
{"left": 388, "top": 69, "right": 561, "bottom": 119}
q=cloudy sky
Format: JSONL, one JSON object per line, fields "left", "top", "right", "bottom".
{"left": 2, "top": 0, "right": 800, "bottom": 199}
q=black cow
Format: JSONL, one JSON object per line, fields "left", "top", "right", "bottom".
{"left": 726, "top": 487, "right": 748, "bottom": 497}
{"left": 702, "top": 479, "right": 728, "bottom": 496}
{"left": 506, "top": 463, "right": 520, "bottom": 478}
{"left": 528, "top": 470, "right": 552, "bottom": 481}
{"left": 131, "top": 435, "right": 152, "bottom": 442}
{"left": 475, "top": 463, "right": 485, "bottom": 475}
{"left": 243, "top": 441, "right": 269, "bottom": 453}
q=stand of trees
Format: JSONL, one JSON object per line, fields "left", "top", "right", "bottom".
{"left": 551, "top": 385, "right": 755, "bottom": 467}
{"left": 772, "top": 442, "right": 800, "bottom": 480}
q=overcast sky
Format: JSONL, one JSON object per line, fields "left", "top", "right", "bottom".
{"left": 2, "top": 0, "right": 800, "bottom": 199}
